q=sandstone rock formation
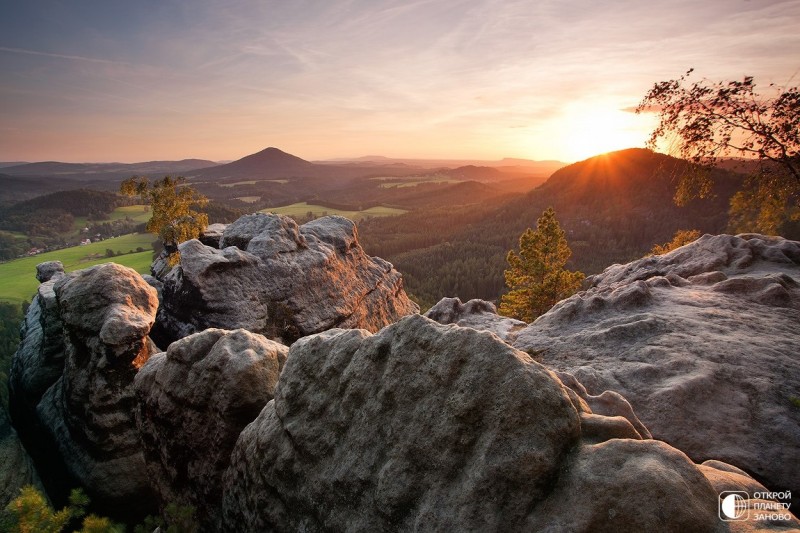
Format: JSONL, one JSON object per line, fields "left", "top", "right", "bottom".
{"left": 8, "top": 274, "right": 66, "bottom": 427}
{"left": 513, "top": 234, "right": 800, "bottom": 505}
{"left": 424, "top": 297, "right": 526, "bottom": 342}
{"left": 135, "top": 328, "right": 288, "bottom": 530}
{"left": 34, "top": 263, "right": 159, "bottom": 520}
{"left": 220, "top": 315, "right": 794, "bottom": 532}
{"left": 152, "top": 213, "right": 418, "bottom": 346}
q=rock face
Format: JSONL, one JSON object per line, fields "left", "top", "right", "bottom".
{"left": 9, "top": 276, "right": 66, "bottom": 427}
{"left": 34, "top": 263, "right": 159, "bottom": 520}
{"left": 514, "top": 234, "right": 800, "bottom": 505}
{"left": 220, "top": 314, "right": 747, "bottom": 532}
{"left": 135, "top": 328, "right": 288, "bottom": 530}
{"left": 152, "top": 213, "right": 418, "bottom": 346}
{"left": 424, "top": 297, "right": 526, "bottom": 342}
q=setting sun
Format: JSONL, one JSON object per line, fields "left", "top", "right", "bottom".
{"left": 555, "top": 105, "right": 651, "bottom": 162}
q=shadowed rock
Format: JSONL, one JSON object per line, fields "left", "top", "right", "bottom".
{"left": 514, "top": 233, "right": 800, "bottom": 507}
{"left": 152, "top": 213, "right": 418, "bottom": 346}
{"left": 135, "top": 328, "right": 288, "bottom": 530}
{"left": 0, "top": 408, "right": 44, "bottom": 508}
{"left": 9, "top": 277, "right": 66, "bottom": 427}
{"left": 35, "top": 263, "right": 159, "bottom": 521}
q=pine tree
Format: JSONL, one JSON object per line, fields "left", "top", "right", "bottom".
{"left": 499, "top": 207, "right": 584, "bottom": 322}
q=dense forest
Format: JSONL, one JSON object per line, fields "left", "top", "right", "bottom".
{"left": 359, "top": 149, "right": 743, "bottom": 308}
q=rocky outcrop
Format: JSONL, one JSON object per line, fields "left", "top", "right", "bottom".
{"left": 35, "top": 263, "right": 159, "bottom": 520}
{"left": 424, "top": 297, "right": 526, "bottom": 342}
{"left": 220, "top": 314, "right": 792, "bottom": 532}
{"left": 8, "top": 275, "right": 66, "bottom": 427}
{"left": 135, "top": 328, "right": 287, "bottom": 530}
{"left": 35, "top": 260, "right": 64, "bottom": 283}
{"left": 514, "top": 234, "right": 800, "bottom": 505}
{"left": 152, "top": 213, "right": 418, "bottom": 346}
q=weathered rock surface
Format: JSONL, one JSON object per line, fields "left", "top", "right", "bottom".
{"left": 424, "top": 297, "right": 526, "bottom": 342}
{"left": 220, "top": 314, "right": 767, "bottom": 532}
{"left": 0, "top": 408, "right": 44, "bottom": 508}
{"left": 8, "top": 277, "right": 66, "bottom": 426}
{"left": 35, "top": 263, "right": 159, "bottom": 520}
{"left": 135, "top": 328, "right": 287, "bottom": 530}
{"left": 152, "top": 213, "right": 418, "bottom": 346}
{"left": 514, "top": 234, "right": 800, "bottom": 505}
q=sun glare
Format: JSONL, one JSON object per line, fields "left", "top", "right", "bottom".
{"left": 556, "top": 105, "right": 648, "bottom": 162}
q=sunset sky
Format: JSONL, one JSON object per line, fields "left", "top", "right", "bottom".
{"left": 1, "top": 0, "right": 798, "bottom": 163}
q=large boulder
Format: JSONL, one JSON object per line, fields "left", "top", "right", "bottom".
{"left": 514, "top": 233, "right": 800, "bottom": 506}
{"left": 34, "top": 263, "right": 160, "bottom": 521}
{"left": 135, "top": 328, "right": 288, "bottom": 530}
{"left": 220, "top": 315, "right": 790, "bottom": 532}
{"left": 152, "top": 213, "right": 418, "bottom": 346}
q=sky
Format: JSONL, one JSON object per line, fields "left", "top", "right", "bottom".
{"left": 1, "top": 0, "right": 799, "bottom": 163}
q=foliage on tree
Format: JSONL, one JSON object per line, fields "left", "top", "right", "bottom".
{"left": 637, "top": 69, "right": 800, "bottom": 234}
{"left": 649, "top": 229, "right": 701, "bottom": 256}
{"left": 120, "top": 176, "right": 208, "bottom": 264}
{"left": 1, "top": 486, "right": 122, "bottom": 533}
{"left": 498, "top": 207, "right": 584, "bottom": 322}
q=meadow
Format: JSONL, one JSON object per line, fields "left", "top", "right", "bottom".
{"left": 370, "top": 177, "right": 460, "bottom": 188}
{"left": 260, "top": 202, "right": 407, "bottom": 220}
{"left": 0, "top": 233, "right": 154, "bottom": 304}
{"left": 72, "top": 204, "right": 151, "bottom": 231}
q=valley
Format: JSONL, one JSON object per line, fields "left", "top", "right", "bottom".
{"left": 0, "top": 146, "right": 761, "bottom": 309}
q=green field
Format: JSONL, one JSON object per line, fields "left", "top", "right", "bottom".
{"left": 369, "top": 176, "right": 459, "bottom": 188}
{"left": 0, "top": 233, "right": 154, "bottom": 304}
{"left": 73, "top": 204, "right": 151, "bottom": 230}
{"left": 260, "top": 202, "right": 407, "bottom": 220}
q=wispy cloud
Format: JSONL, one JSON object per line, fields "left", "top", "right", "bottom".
{"left": 0, "top": 46, "right": 126, "bottom": 65}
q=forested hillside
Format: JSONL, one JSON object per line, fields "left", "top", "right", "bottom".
{"left": 359, "top": 148, "right": 742, "bottom": 308}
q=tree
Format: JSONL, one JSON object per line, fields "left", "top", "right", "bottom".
{"left": 499, "top": 207, "right": 584, "bottom": 322}
{"left": 1, "top": 486, "right": 123, "bottom": 533}
{"left": 637, "top": 70, "right": 800, "bottom": 234}
{"left": 649, "top": 229, "right": 701, "bottom": 256}
{"left": 120, "top": 176, "right": 208, "bottom": 264}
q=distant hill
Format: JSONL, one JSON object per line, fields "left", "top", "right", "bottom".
{"left": 3, "top": 189, "right": 119, "bottom": 218}
{"left": 359, "top": 148, "right": 743, "bottom": 306}
{"left": 318, "top": 155, "right": 566, "bottom": 177}
{"left": 188, "top": 147, "right": 427, "bottom": 182}
{"left": 188, "top": 147, "right": 322, "bottom": 181}
{"left": 2, "top": 159, "right": 219, "bottom": 180}
{"left": 0, "top": 174, "right": 100, "bottom": 207}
